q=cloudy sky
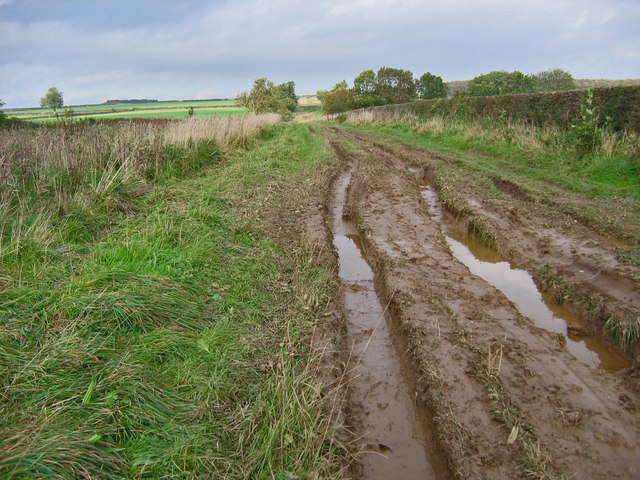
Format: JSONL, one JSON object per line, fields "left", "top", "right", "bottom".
{"left": 1, "top": 0, "right": 639, "bottom": 108}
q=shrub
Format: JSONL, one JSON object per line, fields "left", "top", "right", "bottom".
{"left": 322, "top": 87, "right": 355, "bottom": 114}
{"left": 569, "top": 89, "right": 607, "bottom": 157}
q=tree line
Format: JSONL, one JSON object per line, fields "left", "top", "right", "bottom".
{"left": 318, "top": 67, "right": 576, "bottom": 114}
{"left": 318, "top": 68, "right": 449, "bottom": 114}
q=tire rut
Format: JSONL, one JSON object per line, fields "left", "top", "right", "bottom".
{"left": 313, "top": 125, "right": 640, "bottom": 480}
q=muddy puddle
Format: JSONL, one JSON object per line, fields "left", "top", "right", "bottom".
{"left": 332, "top": 167, "right": 438, "bottom": 479}
{"left": 415, "top": 177, "right": 630, "bottom": 373}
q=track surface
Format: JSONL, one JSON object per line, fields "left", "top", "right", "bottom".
{"left": 308, "top": 126, "right": 640, "bottom": 479}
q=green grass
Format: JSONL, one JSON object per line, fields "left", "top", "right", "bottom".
{"left": 0, "top": 122, "right": 342, "bottom": 478}
{"left": 74, "top": 107, "right": 245, "bottom": 120}
{"left": 27, "top": 107, "right": 246, "bottom": 122}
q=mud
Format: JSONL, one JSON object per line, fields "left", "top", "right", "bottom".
{"left": 330, "top": 160, "right": 438, "bottom": 479}
{"left": 312, "top": 126, "right": 640, "bottom": 479}
{"left": 417, "top": 178, "right": 630, "bottom": 373}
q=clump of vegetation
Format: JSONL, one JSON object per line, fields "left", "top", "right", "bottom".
{"left": 352, "top": 70, "right": 384, "bottom": 108}
{"left": 604, "top": 317, "right": 640, "bottom": 351}
{"left": 465, "top": 69, "right": 576, "bottom": 97}
{"left": 321, "top": 80, "right": 355, "bottom": 114}
{"left": 0, "top": 99, "right": 6, "bottom": 127}
{"left": 319, "top": 67, "right": 448, "bottom": 114}
{"left": 417, "top": 72, "right": 449, "bottom": 100}
{"left": 534, "top": 68, "right": 576, "bottom": 92}
{"left": 467, "top": 70, "right": 536, "bottom": 96}
{"left": 236, "top": 78, "right": 298, "bottom": 118}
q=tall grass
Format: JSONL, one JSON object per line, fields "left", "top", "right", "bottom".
{"left": 163, "top": 114, "right": 280, "bottom": 145}
{"left": 0, "top": 115, "right": 280, "bottom": 260}
{"left": 340, "top": 108, "right": 640, "bottom": 199}
{"left": 0, "top": 118, "right": 343, "bottom": 478}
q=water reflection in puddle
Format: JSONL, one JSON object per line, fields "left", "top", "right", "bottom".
{"left": 417, "top": 181, "right": 629, "bottom": 373}
{"left": 333, "top": 169, "right": 437, "bottom": 479}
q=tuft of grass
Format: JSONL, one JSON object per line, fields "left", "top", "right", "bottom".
{"left": 604, "top": 316, "right": 640, "bottom": 352}
{"left": 466, "top": 215, "right": 497, "bottom": 249}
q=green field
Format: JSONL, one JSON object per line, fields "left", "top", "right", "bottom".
{"left": 7, "top": 99, "right": 243, "bottom": 121}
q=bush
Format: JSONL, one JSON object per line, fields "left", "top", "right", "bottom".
{"left": 467, "top": 71, "right": 536, "bottom": 96}
{"left": 322, "top": 88, "right": 355, "bottom": 114}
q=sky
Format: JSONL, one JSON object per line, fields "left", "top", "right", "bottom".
{"left": 1, "top": 0, "right": 639, "bottom": 108}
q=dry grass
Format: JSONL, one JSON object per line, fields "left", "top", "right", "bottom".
{"left": 163, "top": 114, "right": 281, "bottom": 146}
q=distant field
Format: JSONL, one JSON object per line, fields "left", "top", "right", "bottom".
{"left": 7, "top": 99, "right": 243, "bottom": 121}
{"left": 29, "top": 107, "right": 246, "bottom": 122}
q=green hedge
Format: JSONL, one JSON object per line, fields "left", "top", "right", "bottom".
{"left": 375, "top": 86, "right": 640, "bottom": 133}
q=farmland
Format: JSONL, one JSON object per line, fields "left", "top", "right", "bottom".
{"left": 5, "top": 99, "right": 244, "bottom": 122}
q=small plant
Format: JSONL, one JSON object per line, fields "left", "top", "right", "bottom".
{"left": 569, "top": 88, "right": 609, "bottom": 158}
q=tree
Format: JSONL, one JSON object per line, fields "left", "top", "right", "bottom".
{"left": 534, "top": 68, "right": 576, "bottom": 92}
{"left": 323, "top": 89, "right": 355, "bottom": 114}
{"left": 40, "top": 87, "right": 63, "bottom": 115}
{"left": 467, "top": 71, "right": 535, "bottom": 97}
{"left": 354, "top": 70, "right": 376, "bottom": 95}
{"left": 353, "top": 69, "right": 385, "bottom": 108}
{"left": 316, "top": 90, "right": 330, "bottom": 103}
{"left": 376, "top": 67, "right": 416, "bottom": 104}
{"left": 321, "top": 81, "right": 355, "bottom": 114}
{"left": 416, "top": 72, "right": 448, "bottom": 100}
{"left": 236, "top": 78, "right": 294, "bottom": 117}
{"left": 276, "top": 81, "right": 298, "bottom": 112}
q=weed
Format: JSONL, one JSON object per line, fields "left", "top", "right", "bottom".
{"left": 569, "top": 89, "right": 608, "bottom": 158}
{"left": 604, "top": 316, "right": 640, "bottom": 351}
{"left": 521, "top": 440, "right": 567, "bottom": 480}
{"left": 615, "top": 245, "right": 640, "bottom": 268}
{"left": 535, "top": 266, "right": 574, "bottom": 305}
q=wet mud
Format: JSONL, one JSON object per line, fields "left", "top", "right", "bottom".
{"left": 313, "top": 126, "right": 640, "bottom": 480}
{"left": 417, "top": 181, "right": 630, "bottom": 373}
{"left": 330, "top": 154, "right": 440, "bottom": 479}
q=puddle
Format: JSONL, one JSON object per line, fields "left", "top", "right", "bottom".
{"left": 332, "top": 168, "right": 438, "bottom": 479}
{"left": 417, "top": 182, "right": 630, "bottom": 373}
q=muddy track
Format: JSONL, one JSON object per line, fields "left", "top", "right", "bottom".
{"left": 313, "top": 126, "right": 640, "bottom": 479}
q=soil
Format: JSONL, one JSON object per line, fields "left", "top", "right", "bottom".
{"left": 257, "top": 125, "right": 640, "bottom": 479}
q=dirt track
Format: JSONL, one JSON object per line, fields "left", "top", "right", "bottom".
{"left": 297, "top": 125, "right": 639, "bottom": 480}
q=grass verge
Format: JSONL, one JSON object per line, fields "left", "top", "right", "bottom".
{"left": 0, "top": 120, "right": 343, "bottom": 478}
